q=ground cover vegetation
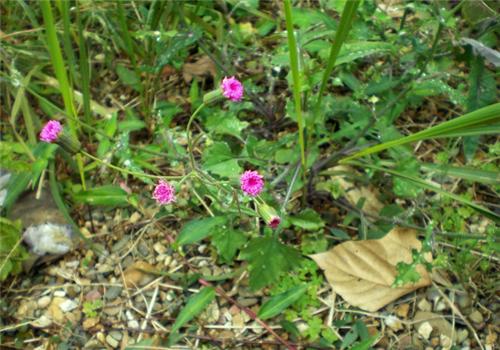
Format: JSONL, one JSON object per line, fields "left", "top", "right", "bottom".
{"left": 0, "top": 0, "right": 499, "bottom": 349}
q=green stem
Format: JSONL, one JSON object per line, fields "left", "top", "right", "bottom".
{"left": 284, "top": 0, "right": 306, "bottom": 175}
{"left": 186, "top": 103, "right": 206, "bottom": 171}
{"left": 80, "top": 150, "right": 183, "bottom": 181}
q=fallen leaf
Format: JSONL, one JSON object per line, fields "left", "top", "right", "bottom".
{"left": 329, "top": 165, "right": 384, "bottom": 217}
{"left": 311, "top": 227, "right": 431, "bottom": 312}
{"left": 123, "top": 261, "right": 157, "bottom": 288}
{"left": 182, "top": 56, "right": 216, "bottom": 83}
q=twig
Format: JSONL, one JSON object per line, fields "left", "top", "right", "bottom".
{"left": 198, "top": 278, "right": 297, "bottom": 350}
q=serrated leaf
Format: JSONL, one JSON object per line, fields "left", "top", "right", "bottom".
{"left": 212, "top": 228, "right": 246, "bottom": 263}
{"left": 176, "top": 216, "right": 227, "bottom": 246}
{"left": 205, "top": 112, "right": 249, "bottom": 139}
{"left": 202, "top": 142, "right": 241, "bottom": 178}
{"left": 258, "top": 284, "right": 307, "bottom": 320}
{"left": 168, "top": 287, "right": 216, "bottom": 345}
{"left": 289, "top": 208, "right": 325, "bottom": 231}
{"left": 73, "top": 185, "right": 129, "bottom": 207}
{"left": 0, "top": 218, "right": 28, "bottom": 281}
{"left": 239, "top": 237, "right": 302, "bottom": 290}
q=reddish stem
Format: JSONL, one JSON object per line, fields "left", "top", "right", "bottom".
{"left": 198, "top": 278, "right": 297, "bottom": 350}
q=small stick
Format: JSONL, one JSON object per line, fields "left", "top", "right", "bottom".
{"left": 198, "top": 278, "right": 297, "bottom": 350}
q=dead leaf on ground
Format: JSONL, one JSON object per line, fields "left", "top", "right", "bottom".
{"left": 182, "top": 56, "right": 217, "bottom": 83}
{"left": 123, "top": 261, "right": 157, "bottom": 288}
{"left": 311, "top": 227, "right": 432, "bottom": 312}
{"left": 328, "top": 165, "right": 384, "bottom": 217}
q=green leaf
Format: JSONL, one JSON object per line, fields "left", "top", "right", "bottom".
{"left": 334, "top": 41, "right": 395, "bottom": 66}
{"left": 205, "top": 112, "right": 249, "bottom": 139}
{"left": 392, "top": 158, "right": 423, "bottom": 198}
{"left": 289, "top": 208, "right": 325, "bottom": 231}
{"left": 73, "top": 185, "right": 129, "bottom": 207}
{"left": 258, "top": 284, "right": 307, "bottom": 320}
{"left": 239, "top": 237, "right": 302, "bottom": 290}
{"left": 341, "top": 103, "right": 500, "bottom": 162}
{"left": 202, "top": 142, "right": 241, "bottom": 178}
{"left": 168, "top": 287, "right": 216, "bottom": 345}
{"left": 176, "top": 216, "right": 228, "bottom": 246}
{"left": 116, "top": 64, "right": 142, "bottom": 92}
{"left": 212, "top": 229, "right": 246, "bottom": 263}
{"left": 0, "top": 218, "right": 28, "bottom": 281}
{"left": 420, "top": 163, "right": 500, "bottom": 185}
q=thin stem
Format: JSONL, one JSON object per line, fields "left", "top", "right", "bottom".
{"left": 186, "top": 103, "right": 206, "bottom": 170}
{"left": 80, "top": 150, "right": 182, "bottom": 180}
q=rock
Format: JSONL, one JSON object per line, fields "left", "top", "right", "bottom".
{"left": 414, "top": 311, "right": 456, "bottom": 341}
{"left": 469, "top": 309, "right": 483, "bottom": 324}
{"left": 109, "top": 330, "right": 122, "bottom": 341}
{"left": 417, "top": 298, "right": 432, "bottom": 312}
{"left": 37, "top": 296, "right": 52, "bottom": 309}
{"left": 386, "top": 315, "right": 403, "bottom": 331}
{"left": 200, "top": 301, "right": 220, "bottom": 323}
{"left": 96, "top": 263, "right": 114, "bottom": 274}
{"left": 395, "top": 303, "right": 410, "bottom": 319}
{"left": 106, "top": 334, "right": 119, "bottom": 348}
{"left": 417, "top": 322, "right": 433, "bottom": 340}
{"left": 426, "top": 287, "right": 440, "bottom": 303}
{"left": 104, "top": 286, "right": 122, "bottom": 300}
{"left": 440, "top": 334, "right": 452, "bottom": 350}
{"left": 164, "top": 255, "right": 172, "bottom": 267}
{"left": 112, "top": 236, "right": 130, "bottom": 253}
{"left": 237, "top": 298, "right": 258, "bottom": 307}
{"left": 137, "top": 242, "right": 149, "bottom": 257}
{"left": 129, "top": 212, "right": 141, "bottom": 224}
{"left": 17, "top": 300, "right": 38, "bottom": 319}
{"left": 83, "top": 317, "right": 100, "bottom": 330}
{"left": 456, "top": 329, "right": 468, "bottom": 343}
{"left": 434, "top": 300, "right": 447, "bottom": 312}
{"left": 457, "top": 293, "right": 472, "bottom": 310}
{"left": 153, "top": 242, "right": 167, "bottom": 255}
{"left": 198, "top": 244, "right": 207, "bottom": 254}
{"left": 47, "top": 297, "right": 66, "bottom": 323}
{"left": 430, "top": 336, "right": 439, "bottom": 347}
{"left": 59, "top": 299, "right": 78, "bottom": 312}
{"left": 31, "top": 315, "right": 53, "bottom": 328}
{"left": 123, "top": 261, "right": 157, "bottom": 288}
{"left": 85, "top": 289, "right": 101, "bottom": 301}
{"left": 128, "top": 320, "right": 139, "bottom": 329}
{"left": 54, "top": 290, "right": 66, "bottom": 297}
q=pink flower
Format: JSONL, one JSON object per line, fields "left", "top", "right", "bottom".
{"left": 269, "top": 216, "right": 281, "bottom": 229}
{"left": 153, "top": 180, "right": 176, "bottom": 205}
{"left": 240, "top": 170, "right": 264, "bottom": 196}
{"left": 39, "top": 120, "right": 62, "bottom": 143}
{"left": 220, "top": 76, "right": 244, "bottom": 101}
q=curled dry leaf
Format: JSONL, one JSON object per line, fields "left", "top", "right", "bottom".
{"left": 182, "top": 56, "right": 217, "bottom": 83}
{"left": 311, "top": 227, "right": 432, "bottom": 312}
{"left": 329, "top": 165, "right": 384, "bottom": 217}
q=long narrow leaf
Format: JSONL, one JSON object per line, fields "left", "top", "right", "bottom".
{"left": 258, "top": 284, "right": 307, "bottom": 320}
{"left": 316, "top": 0, "right": 360, "bottom": 108}
{"left": 284, "top": 0, "right": 306, "bottom": 170}
{"left": 348, "top": 160, "right": 499, "bottom": 222}
{"left": 341, "top": 102, "right": 500, "bottom": 162}
{"left": 168, "top": 287, "right": 216, "bottom": 345}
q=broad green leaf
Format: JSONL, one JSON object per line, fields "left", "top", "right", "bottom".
{"left": 258, "top": 284, "right": 307, "bottom": 320}
{"left": 176, "top": 216, "right": 227, "bottom": 246}
{"left": 73, "top": 185, "right": 129, "bottom": 207}
{"left": 289, "top": 208, "right": 325, "bottom": 231}
{"left": 116, "top": 64, "right": 142, "bottom": 92}
{"left": 202, "top": 142, "right": 241, "bottom": 178}
{"left": 392, "top": 158, "right": 423, "bottom": 199}
{"left": 341, "top": 103, "right": 500, "bottom": 162}
{"left": 239, "top": 237, "right": 302, "bottom": 290}
{"left": 168, "top": 287, "right": 216, "bottom": 345}
{"left": 0, "top": 218, "right": 28, "bottom": 281}
{"left": 412, "top": 79, "right": 466, "bottom": 107}
{"left": 212, "top": 229, "right": 246, "bottom": 263}
{"left": 205, "top": 112, "right": 249, "bottom": 139}
{"left": 334, "top": 41, "right": 395, "bottom": 66}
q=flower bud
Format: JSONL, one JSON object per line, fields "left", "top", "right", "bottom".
{"left": 202, "top": 88, "right": 224, "bottom": 105}
{"left": 56, "top": 131, "right": 81, "bottom": 155}
{"left": 257, "top": 202, "right": 281, "bottom": 229}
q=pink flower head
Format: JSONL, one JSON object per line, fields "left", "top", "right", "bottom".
{"left": 220, "top": 76, "right": 244, "bottom": 101}
{"left": 240, "top": 170, "right": 264, "bottom": 197}
{"left": 269, "top": 216, "right": 281, "bottom": 229}
{"left": 153, "top": 180, "right": 176, "bottom": 205}
{"left": 39, "top": 120, "right": 62, "bottom": 143}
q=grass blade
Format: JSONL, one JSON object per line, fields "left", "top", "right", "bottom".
{"left": 76, "top": 4, "right": 92, "bottom": 125}
{"left": 341, "top": 102, "right": 500, "bottom": 162}
{"left": 284, "top": 0, "right": 306, "bottom": 172}
{"left": 258, "top": 284, "right": 307, "bottom": 320}
{"left": 168, "top": 287, "right": 216, "bottom": 345}
{"left": 316, "top": 0, "right": 360, "bottom": 108}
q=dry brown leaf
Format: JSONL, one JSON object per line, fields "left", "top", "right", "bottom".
{"left": 182, "top": 56, "right": 217, "bottom": 83}
{"left": 329, "top": 165, "right": 384, "bottom": 217}
{"left": 311, "top": 227, "right": 432, "bottom": 312}
{"left": 123, "top": 261, "right": 157, "bottom": 288}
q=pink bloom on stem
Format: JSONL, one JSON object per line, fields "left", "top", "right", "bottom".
{"left": 153, "top": 180, "right": 176, "bottom": 205}
{"left": 39, "top": 120, "right": 62, "bottom": 143}
{"left": 240, "top": 170, "right": 264, "bottom": 197}
{"left": 269, "top": 216, "right": 281, "bottom": 229}
{"left": 220, "top": 76, "right": 244, "bottom": 101}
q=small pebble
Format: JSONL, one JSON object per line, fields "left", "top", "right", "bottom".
{"left": 434, "top": 300, "right": 447, "bottom": 312}
{"left": 153, "top": 242, "right": 167, "bottom": 255}
{"left": 59, "top": 299, "right": 78, "bottom": 312}
{"left": 31, "top": 315, "right": 52, "bottom": 328}
{"left": 104, "top": 286, "right": 122, "bottom": 300}
{"left": 469, "top": 310, "right": 483, "bottom": 324}
{"left": 37, "top": 296, "right": 51, "bottom": 309}
{"left": 418, "top": 322, "right": 433, "bottom": 340}
{"left": 198, "top": 244, "right": 207, "bottom": 254}
{"left": 106, "top": 334, "right": 119, "bottom": 348}
{"left": 456, "top": 329, "right": 469, "bottom": 344}
{"left": 417, "top": 298, "right": 432, "bottom": 312}
{"left": 54, "top": 290, "right": 66, "bottom": 297}
{"left": 110, "top": 330, "right": 122, "bottom": 341}
{"left": 440, "top": 334, "right": 452, "bottom": 349}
